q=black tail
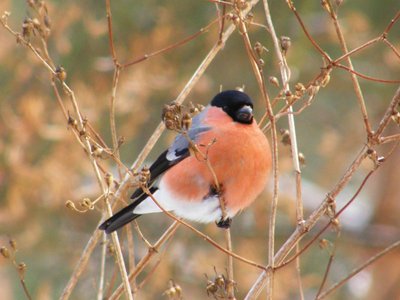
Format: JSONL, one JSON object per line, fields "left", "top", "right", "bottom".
{"left": 99, "top": 205, "right": 141, "bottom": 234}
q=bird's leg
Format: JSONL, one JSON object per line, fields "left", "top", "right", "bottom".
{"left": 210, "top": 183, "right": 222, "bottom": 197}
{"left": 208, "top": 183, "right": 231, "bottom": 228}
{"left": 216, "top": 217, "right": 232, "bottom": 229}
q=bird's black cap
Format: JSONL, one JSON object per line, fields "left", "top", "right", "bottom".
{"left": 211, "top": 90, "right": 253, "bottom": 108}
{"left": 211, "top": 90, "right": 254, "bottom": 124}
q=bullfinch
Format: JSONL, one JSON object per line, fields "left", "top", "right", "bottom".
{"left": 99, "top": 90, "right": 271, "bottom": 233}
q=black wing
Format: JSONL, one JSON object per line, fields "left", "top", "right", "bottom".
{"left": 99, "top": 108, "right": 211, "bottom": 233}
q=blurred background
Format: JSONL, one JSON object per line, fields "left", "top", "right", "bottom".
{"left": 0, "top": 0, "right": 399, "bottom": 299}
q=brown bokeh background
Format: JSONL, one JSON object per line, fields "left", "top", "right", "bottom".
{"left": 0, "top": 0, "right": 399, "bottom": 299}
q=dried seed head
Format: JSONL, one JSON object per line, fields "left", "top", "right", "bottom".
{"left": 65, "top": 200, "right": 74, "bottom": 210}
{"left": 246, "top": 12, "right": 254, "bottom": 22}
{"left": 118, "top": 136, "right": 126, "bottom": 147}
{"left": 368, "top": 149, "right": 378, "bottom": 162}
{"left": 22, "top": 18, "right": 34, "bottom": 39}
{"left": 215, "top": 274, "right": 225, "bottom": 288}
{"left": 79, "top": 129, "right": 86, "bottom": 137}
{"left": 0, "top": 246, "right": 10, "bottom": 259}
{"left": 331, "top": 218, "right": 341, "bottom": 230}
{"left": 107, "top": 243, "right": 115, "bottom": 255}
{"left": 181, "top": 113, "right": 192, "bottom": 130}
{"left": 197, "top": 104, "right": 205, "bottom": 111}
{"left": 254, "top": 42, "right": 263, "bottom": 56}
{"left": 280, "top": 129, "right": 291, "bottom": 146}
{"left": 295, "top": 82, "right": 306, "bottom": 92}
{"left": 319, "top": 238, "right": 329, "bottom": 249}
{"left": 163, "top": 280, "right": 182, "bottom": 299}
{"left": 174, "top": 284, "right": 182, "bottom": 296}
{"left": 43, "top": 15, "right": 51, "bottom": 30}
{"left": 298, "top": 152, "right": 306, "bottom": 166}
{"left": 18, "top": 262, "right": 27, "bottom": 277}
{"left": 9, "top": 239, "right": 17, "bottom": 251}
{"left": 258, "top": 58, "right": 265, "bottom": 67}
{"left": 139, "top": 167, "right": 150, "bottom": 186}
{"left": 91, "top": 145, "right": 104, "bottom": 158}
{"left": 269, "top": 76, "right": 280, "bottom": 88}
{"left": 280, "top": 36, "right": 291, "bottom": 53}
{"left": 32, "top": 18, "right": 40, "bottom": 29}
{"left": 321, "top": 73, "right": 331, "bottom": 87}
{"left": 321, "top": 0, "right": 333, "bottom": 15}
{"left": 67, "top": 115, "right": 77, "bottom": 127}
{"left": 162, "top": 102, "right": 182, "bottom": 130}
{"left": 55, "top": 66, "right": 67, "bottom": 81}
{"left": 391, "top": 112, "right": 400, "bottom": 125}
{"left": 81, "top": 198, "right": 94, "bottom": 210}
{"left": 105, "top": 173, "right": 113, "bottom": 188}
{"left": 206, "top": 280, "right": 218, "bottom": 296}
{"left": 164, "top": 119, "right": 175, "bottom": 130}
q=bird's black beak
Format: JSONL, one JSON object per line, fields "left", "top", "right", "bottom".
{"left": 236, "top": 105, "right": 253, "bottom": 124}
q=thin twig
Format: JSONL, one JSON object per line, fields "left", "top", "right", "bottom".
{"left": 245, "top": 146, "right": 369, "bottom": 298}
{"left": 262, "top": 1, "right": 305, "bottom": 297}
{"left": 334, "top": 63, "right": 400, "bottom": 84}
{"left": 122, "top": 18, "right": 221, "bottom": 68}
{"left": 60, "top": 227, "right": 102, "bottom": 299}
{"left": 326, "top": 0, "right": 372, "bottom": 137}
{"left": 235, "top": 3, "right": 279, "bottom": 299}
{"left": 97, "top": 232, "right": 107, "bottom": 300}
{"left": 316, "top": 239, "right": 400, "bottom": 299}
{"left": 109, "top": 66, "right": 123, "bottom": 179}
{"left": 315, "top": 232, "right": 341, "bottom": 298}
{"left": 109, "top": 221, "right": 180, "bottom": 300}
{"left": 105, "top": 0, "right": 118, "bottom": 64}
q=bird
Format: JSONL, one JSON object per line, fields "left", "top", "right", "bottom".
{"left": 99, "top": 90, "right": 271, "bottom": 234}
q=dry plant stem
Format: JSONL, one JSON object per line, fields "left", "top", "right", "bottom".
{"left": 11, "top": 258, "right": 33, "bottom": 300}
{"left": 235, "top": 6, "right": 279, "bottom": 300}
{"left": 315, "top": 232, "right": 340, "bottom": 298}
{"left": 374, "top": 86, "right": 400, "bottom": 137}
{"left": 97, "top": 232, "right": 107, "bottom": 300}
{"left": 327, "top": 0, "right": 372, "bottom": 137}
{"left": 316, "top": 239, "right": 400, "bottom": 300}
{"left": 382, "top": 38, "right": 400, "bottom": 60}
{"left": 281, "top": 170, "right": 374, "bottom": 269}
{"left": 106, "top": 200, "right": 134, "bottom": 300}
{"left": 60, "top": 227, "right": 102, "bottom": 299}
{"left": 383, "top": 10, "right": 400, "bottom": 34}
{"left": 19, "top": 277, "right": 32, "bottom": 300}
{"left": 380, "top": 134, "right": 400, "bottom": 144}
{"left": 334, "top": 63, "right": 400, "bottom": 84}
{"left": 110, "top": 66, "right": 123, "bottom": 179}
{"left": 216, "top": 1, "right": 226, "bottom": 43}
{"left": 106, "top": 0, "right": 118, "bottom": 63}
{"left": 245, "top": 146, "right": 369, "bottom": 299}
{"left": 109, "top": 221, "right": 180, "bottom": 300}
{"left": 126, "top": 225, "right": 136, "bottom": 273}
{"left": 122, "top": 17, "right": 221, "bottom": 68}
{"left": 262, "top": 0, "right": 304, "bottom": 297}
{"left": 0, "top": 21, "right": 132, "bottom": 300}
{"left": 225, "top": 228, "right": 235, "bottom": 299}
{"left": 287, "top": 3, "right": 331, "bottom": 61}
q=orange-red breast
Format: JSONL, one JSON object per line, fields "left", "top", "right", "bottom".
{"left": 100, "top": 90, "right": 271, "bottom": 233}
